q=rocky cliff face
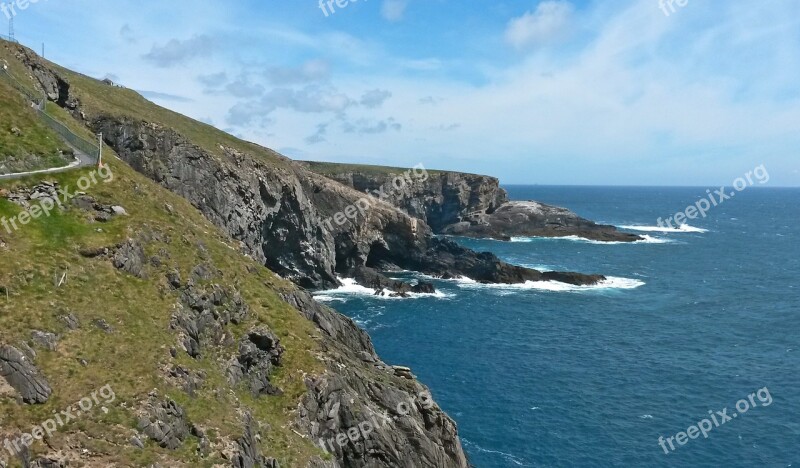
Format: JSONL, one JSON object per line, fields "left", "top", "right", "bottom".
{"left": 3, "top": 42, "right": 471, "bottom": 468}
{"left": 304, "top": 162, "right": 642, "bottom": 243}
{"left": 304, "top": 163, "right": 508, "bottom": 232}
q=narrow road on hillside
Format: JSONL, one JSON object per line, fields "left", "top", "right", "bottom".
{"left": 0, "top": 143, "right": 96, "bottom": 181}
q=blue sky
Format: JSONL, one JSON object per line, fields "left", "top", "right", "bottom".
{"left": 5, "top": 0, "right": 800, "bottom": 185}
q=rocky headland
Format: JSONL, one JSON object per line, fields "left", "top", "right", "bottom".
{"left": 303, "top": 162, "right": 643, "bottom": 243}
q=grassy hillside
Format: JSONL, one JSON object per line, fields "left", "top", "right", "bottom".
{"left": 0, "top": 78, "right": 69, "bottom": 173}
{"left": 0, "top": 120, "right": 327, "bottom": 466}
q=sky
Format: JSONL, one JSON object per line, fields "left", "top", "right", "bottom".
{"left": 4, "top": 0, "right": 800, "bottom": 186}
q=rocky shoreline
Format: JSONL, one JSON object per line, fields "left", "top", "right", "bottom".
{"left": 0, "top": 42, "right": 614, "bottom": 467}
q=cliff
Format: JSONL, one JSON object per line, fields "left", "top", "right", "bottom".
{"left": 1, "top": 40, "right": 470, "bottom": 468}
{"left": 304, "top": 162, "right": 642, "bottom": 243}
{"left": 303, "top": 162, "right": 508, "bottom": 232}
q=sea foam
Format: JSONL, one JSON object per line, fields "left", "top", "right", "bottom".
{"left": 618, "top": 224, "right": 708, "bottom": 233}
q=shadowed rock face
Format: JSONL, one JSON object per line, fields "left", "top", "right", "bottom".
{"left": 305, "top": 163, "right": 643, "bottom": 243}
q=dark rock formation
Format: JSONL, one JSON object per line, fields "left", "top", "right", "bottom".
{"left": 171, "top": 282, "right": 249, "bottom": 359}
{"left": 304, "top": 162, "right": 642, "bottom": 243}
{"left": 137, "top": 398, "right": 191, "bottom": 450}
{"left": 30, "top": 331, "right": 58, "bottom": 351}
{"left": 0, "top": 345, "right": 52, "bottom": 404}
{"left": 234, "top": 413, "right": 280, "bottom": 468}
{"left": 112, "top": 239, "right": 147, "bottom": 278}
{"left": 228, "top": 327, "right": 285, "bottom": 397}
{"left": 303, "top": 163, "right": 508, "bottom": 232}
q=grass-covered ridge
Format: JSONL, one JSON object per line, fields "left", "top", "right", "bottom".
{"left": 0, "top": 142, "right": 325, "bottom": 466}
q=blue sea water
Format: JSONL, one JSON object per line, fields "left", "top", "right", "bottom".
{"left": 318, "top": 186, "right": 800, "bottom": 467}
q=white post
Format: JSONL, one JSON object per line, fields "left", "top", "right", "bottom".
{"left": 97, "top": 133, "right": 103, "bottom": 167}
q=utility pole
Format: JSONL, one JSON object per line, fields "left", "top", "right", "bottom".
{"left": 8, "top": 16, "right": 14, "bottom": 42}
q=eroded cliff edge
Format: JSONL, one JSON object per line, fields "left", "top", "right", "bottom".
{"left": 304, "top": 162, "right": 642, "bottom": 243}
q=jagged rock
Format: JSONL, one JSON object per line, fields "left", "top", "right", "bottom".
{"left": 30, "top": 330, "right": 58, "bottom": 351}
{"left": 131, "top": 435, "right": 145, "bottom": 449}
{"left": 59, "top": 313, "right": 80, "bottom": 330}
{"left": 30, "top": 458, "right": 65, "bottom": 468}
{"left": 137, "top": 399, "right": 190, "bottom": 450}
{"left": 233, "top": 412, "right": 279, "bottom": 468}
{"left": 231, "top": 327, "right": 284, "bottom": 397}
{"left": 165, "top": 365, "right": 205, "bottom": 396}
{"left": 166, "top": 270, "right": 182, "bottom": 289}
{"left": 0, "top": 345, "right": 52, "bottom": 404}
{"left": 392, "top": 365, "right": 415, "bottom": 380}
{"left": 412, "top": 281, "right": 436, "bottom": 294}
{"left": 113, "top": 239, "right": 147, "bottom": 278}
{"left": 171, "top": 283, "right": 248, "bottom": 358}
{"left": 93, "top": 318, "right": 114, "bottom": 333}
{"left": 18, "top": 341, "right": 36, "bottom": 360}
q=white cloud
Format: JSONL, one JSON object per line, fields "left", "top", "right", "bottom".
{"left": 381, "top": 0, "right": 408, "bottom": 22}
{"left": 505, "top": 1, "right": 574, "bottom": 50}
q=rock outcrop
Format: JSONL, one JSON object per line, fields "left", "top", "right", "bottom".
{"left": 441, "top": 200, "right": 643, "bottom": 242}
{"left": 304, "top": 162, "right": 642, "bottom": 243}
{"left": 0, "top": 345, "right": 52, "bottom": 404}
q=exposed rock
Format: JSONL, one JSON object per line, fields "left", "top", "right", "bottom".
{"left": 305, "top": 162, "right": 643, "bottom": 243}
{"left": 0, "top": 345, "right": 52, "bottom": 404}
{"left": 30, "top": 330, "right": 58, "bottom": 351}
{"left": 137, "top": 398, "right": 191, "bottom": 450}
{"left": 229, "top": 327, "right": 285, "bottom": 397}
{"left": 441, "top": 200, "right": 642, "bottom": 242}
{"left": 91, "top": 116, "right": 601, "bottom": 291}
{"left": 412, "top": 281, "right": 436, "bottom": 294}
{"left": 59, "top": 313, "right": 80, "bottom": 330}
{"left": 3, "top": 182, "right": 62, "bottom": 209}
{"left": 113, "top": 239, "right": 147, "bottom": 278}
{"left": 165, "top": 365, "right": 205, "bottom": 396}
{"left": 171, "top": 283, "right": 249, "bottom": 358}
{"left": 233, "top": 412, "right": 279, "bottom": 468}
{"left": 130, "top": 436, "right": 145, "bottom": 449}
{"left": 93, "top": 318, "right": 114, "bottom": 333}
{"left": 30, "top": 458, "right": 66, "bottom": 468}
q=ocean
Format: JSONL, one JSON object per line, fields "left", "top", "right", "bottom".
{"left": 315, "top": 186, "right": 800, "bottom": 467}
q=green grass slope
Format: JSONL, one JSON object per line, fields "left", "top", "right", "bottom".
{"left": 0, "top": 133, "right": 326, "bottom": 467}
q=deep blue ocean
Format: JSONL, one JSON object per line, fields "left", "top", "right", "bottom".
{"left": 317, "top": 186, "right": 800, "bottom": 467}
